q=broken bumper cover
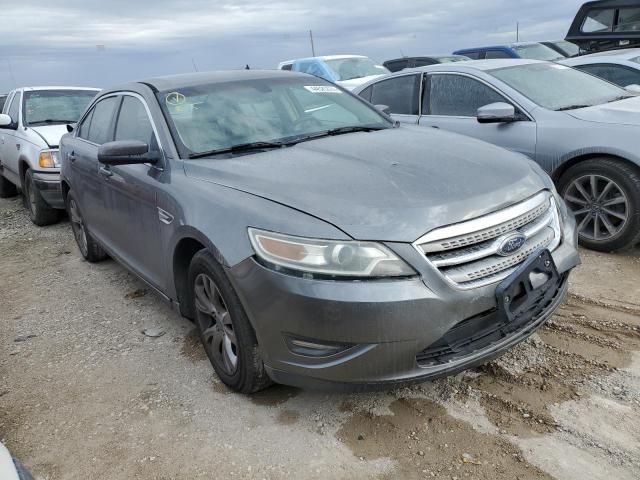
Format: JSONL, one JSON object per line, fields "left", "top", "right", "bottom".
{"left": 228, "top": 220, "right": 578, "bottom": 391}
{"left": 32, "top": 171, "right": 64, "bottom": 209}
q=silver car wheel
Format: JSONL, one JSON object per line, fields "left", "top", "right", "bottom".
{"left": 564, "top": 174, "right": 629, "bottom": 242}
{"left": 194, "top": 273, "right": 238, "bottom": 375}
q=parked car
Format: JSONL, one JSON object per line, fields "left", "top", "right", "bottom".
{"left": 0, "top": 86, "right": 99, "bottom": 225}
{"left": 541, "top": 40, "right": 581, "bottom": 57}
{"left": 383, "top": 55, "right": 471, "bottom": 72}
{"left": 59, "top": 70, "right": 579, "bottom": 393}
{"left": 560, "top": 47, "right": 640, "bottom": 87}
{"left": 0, "top": 94, "right": 7, "bottom": 112}
{"left": 277, "top": 55, "right": 389, "bottom": 90}
{"left": 453, "top": 42, "right": 566, "bottom": 60}
{"left": 566, "top": 0, "right": 640, "bottom": 53}
{"left": 353, "top": 59, "right": 640, "bottom": 251}
{"left": 0, "top": 442, "right": 33, "bottom": 480}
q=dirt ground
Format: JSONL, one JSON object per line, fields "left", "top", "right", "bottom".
{"left": 1, "top": 194, "right": 639, "bottom": 480}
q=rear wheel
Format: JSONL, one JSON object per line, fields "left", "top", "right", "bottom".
{"left": 0, "top": 173, "right": 17, "bottom": 198}
{"left": 188, "top": 250, "right": 272, "bottom": 393}
{"left": 66, "top": 190, "right": 107, "bottom": 262}
{"left": 23, "top": 169, "right": 60, "bottom": 226}
{"left": 558, "top": 158, "right": 640, "bottom": 251}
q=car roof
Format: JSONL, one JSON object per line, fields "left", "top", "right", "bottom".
{"left": 409, "top": 58, "right": 546, "bottom": 72}
{"left": 137, "top": 70, "right": 312, "bottom": 91}
{"left": 456, "top": 42, "right": 541, "bottom": 51}
{"left": 582, "top": 47, "right": 640, "bottom": 59}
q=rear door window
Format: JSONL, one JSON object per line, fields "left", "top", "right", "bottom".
{"left": 426, "top": 74, "right": 507, "bottom": 117}
{"left": 86, "top": 97, "right": 119, "bottom": 145}
{"left": 485, "top": 50, "right": 512, "bottom": 59}
{"left": 463, "top": 51, "right": 483, "bottom": 60}
{"left": 370, "top": 75, "right": 420, "bottom": 115}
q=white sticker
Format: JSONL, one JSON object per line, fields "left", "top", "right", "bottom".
{"left": 304, "top": 85, "right": 342, "bottom": 94}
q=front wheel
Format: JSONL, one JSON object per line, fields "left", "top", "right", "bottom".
{"left": 188, "top": 250, "right": 272, "bottom": 393}
{"left": 558, "top": 158, "right": 640, "bottom": 251}
{"left": 65, "top": 190, "right": 107, "bottom": 262}
{"left": 23, "top": 169, "right": 60, "bottom": 226}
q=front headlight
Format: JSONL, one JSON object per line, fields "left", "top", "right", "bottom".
{"left": 248, "top": 228, "right": 416, "bottom": 278}
{"left": 38, "top": 149, "right": 60, "bottom": 168}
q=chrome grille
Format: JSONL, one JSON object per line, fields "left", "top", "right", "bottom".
{"left": 414, "top": 192, "right": 561, "bottom": 289}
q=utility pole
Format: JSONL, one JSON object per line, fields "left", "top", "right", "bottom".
{"left": 309, "top": 30, "right": 316, "bottom": 57}
{"left": 516, "top": 22, "right": 520, "bottom": 42}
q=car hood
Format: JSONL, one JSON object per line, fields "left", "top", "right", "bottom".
{"left": 566, "top": 96, "right": 640, "bottom": 126}
{"left": 28, "top": 124, "right": 69, "bottom": 148}
{"left": 184, "top": 127, "right": 547, "bottom": 242}
{"left": 337, "top": 74, "right": 386, "bottom": 91}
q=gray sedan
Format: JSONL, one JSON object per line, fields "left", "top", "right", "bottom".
{"left": 354, "top": 59, "right": 640, "bottom": 251}
{"left": 59, "top": 71, "right": 578, "bottom": 392}
{"left": 560, "top": 47, "right": 640, "bottom": 88}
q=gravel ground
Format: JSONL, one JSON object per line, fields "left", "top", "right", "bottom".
{"left": 1, "top": 194, "right": 639, "bottom": 480}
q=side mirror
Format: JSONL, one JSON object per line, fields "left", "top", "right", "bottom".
{"left": 375, "top": 104, "right": 391, "bottom": 115}
{"left": 0, "top": 113, "right": 15, "bottom": 129}
{"left": 477, "top": 102, "right": 516, "bottom": 124}
{"left": 624, "top": 84, "right": 640, "bottom": 94}
{"left": 66, "top": 123, "right": 75, "bottom": 133}
{"left": 98, "top": 140, "right": 155, "bottom": 165}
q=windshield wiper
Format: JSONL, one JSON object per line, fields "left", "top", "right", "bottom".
{"left": 188, "top": 141, "right": 288, "bottom": 159}
{"left": 28, "top": 119, "right": 75, "bottom": 125}
{"left": 606, "top": 95, "right": 634, "bottom": 103}
{"left": 325, "top": 126, "right": 386, "bottom": 136}
{"left": 555, "top": 105, "right": 592, "bottom": 111}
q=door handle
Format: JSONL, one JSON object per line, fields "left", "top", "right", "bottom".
{"left": 68, "top": 151, "right": 76, "bottom": 163}
{"left": 99, "top": 166, "right": 113, "bottom": 178}
{"left": 431, "top": 126, "right": 440, "bottom": 129}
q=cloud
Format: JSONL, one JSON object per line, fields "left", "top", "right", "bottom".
{"left": 0, "top": 0, "right": 586, "bottom": 91}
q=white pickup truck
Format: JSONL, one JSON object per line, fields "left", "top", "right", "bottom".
{"left": 0, "top": 86, "right": 99, "bottom": 225}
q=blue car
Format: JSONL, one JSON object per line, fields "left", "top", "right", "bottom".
{"left": 277, "top": 55, "right": 389, "bottom": 90}
{"left": 453, "top": 42, "right": 566, "bottom": 61}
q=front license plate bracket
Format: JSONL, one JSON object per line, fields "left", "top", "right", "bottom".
{"left": 495, "top": 249, "right": 560, "bottom": 326}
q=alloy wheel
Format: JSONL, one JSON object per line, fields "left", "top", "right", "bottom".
{"left": 194, "top": 273, "right": 238, "bottom": 375}
{"left": 563, "top": 174, "right": 629, "bottom": 242}
{"left": 69, "top": 199, "right": 88, "bottom": 256}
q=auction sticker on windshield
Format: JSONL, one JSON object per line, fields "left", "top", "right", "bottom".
{"left": 304, "top": 86, "right": 342, "bottom": 93}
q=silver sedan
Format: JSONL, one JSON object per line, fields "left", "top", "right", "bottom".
{"left": 353, "top": 59, "right": 640, "bottom": 251}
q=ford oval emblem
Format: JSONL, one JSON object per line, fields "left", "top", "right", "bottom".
{"left": 498, "top": 233, "right": 526, "bottom": 256}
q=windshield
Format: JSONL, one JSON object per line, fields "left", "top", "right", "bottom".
{"left": 513, "top": 43, "right": 565, "bottom": 61}
{"left": 325, "top": 58, "right": 389, "bottom": 81}
{"left": 554, "top": 41, "right": 580, "bottom": 57}
{"left": 157, "top": 77, "right": 391, "bottom": 157}
{"left": 489, "top": 63, "right": 628, "bottom": 110}
{"left": 23, "top": 90, "right": 97, "bottom": 125}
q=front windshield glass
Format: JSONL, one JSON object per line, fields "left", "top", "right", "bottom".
{"left": 489, "top": 63, "right": 628, "bottom": 110}
{"left": 513, "top": 43, "right": 565, "bottom": 61}
{"left": 23, "top": 90, "right": 97, "bottom": 125}
{"left": 324, "top": 58, "right": 389, "bottom": 81}
{"left": 157, "top": 77, "right": 391, "bottom": 157}
{"left": 554, "top": 41, "right": 580, "bottom": 57}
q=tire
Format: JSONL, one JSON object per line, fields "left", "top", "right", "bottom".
{"left": 65, "top": 190, "right": 108, "bottom": 262}
{"left": 188, "top": 250, "right": 272, "bottom": 393}
{"left": 0, "top": 173, "right": 18, "bottom": 198}
{"left": 558, "top": 158, "right": 640, "bottom": 251}
{"left": 23, "top": 169, "right": 60, "bottom": 226}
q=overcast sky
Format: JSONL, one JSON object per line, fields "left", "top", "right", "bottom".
{"left": 0, "top": 0, "right": 586, "bottom": 92}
